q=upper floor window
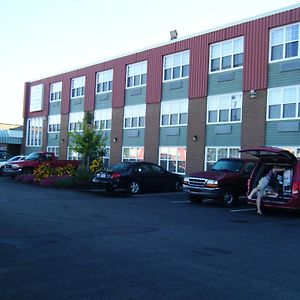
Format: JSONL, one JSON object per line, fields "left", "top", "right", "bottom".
{"left": 207, "top": 92, "right": 242, "bottom": 124}
{"left": 267, "top": 85, "right": 300, "bottom": 120}
{"left": 68, "top": 112, "right": 84, "bottom": 131}
{"left": 209, "top": 37, "right": 243, "bottom": 73}
{"left": 26, "top": 117, "right": 43, "bottom": 147}
{"left": 124, "top": 104, "right": 146, "bottom": 129}
{"left": 50, "top": 82, "right": 62, "bottom": 102}
{"left": 96, "top": 69, "right": 113, "bottom": 93}
{"left": 270, "top": 23, "right": 299, "bottom": 62}
{"left": 126, "top": 61, "right": 147, "bottom": 88}
{"left": 48, "top": 114, "right": 61, "bottom": 132}
{"left": 160, "top": 99, "right": 188, "bottom": 127}
{"left": 163, "top": 50, "right": 189, "bottom": 81}
{"left": 94, "top": 108, "right": 112, "bottom": 130}
{"left": 71, "top": 76, "right": 85, "bottom": 98}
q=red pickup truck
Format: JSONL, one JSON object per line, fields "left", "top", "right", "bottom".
{"left": 4, "top": 152, "right": 80, "bottom": 178}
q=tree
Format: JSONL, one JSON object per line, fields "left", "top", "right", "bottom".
{"left": 68, "top": 111, "right": 106, "bottom": 173}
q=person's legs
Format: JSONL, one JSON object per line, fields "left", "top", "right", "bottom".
{"left": 256, "top": 194, "right": 262, "bottom": 215}
{"left": 248, "top": 186, "right": 258, "bottom": 199}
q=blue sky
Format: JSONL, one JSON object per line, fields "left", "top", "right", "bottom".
{"left": 0, "top": 0, "right": 299, "bottom": 125}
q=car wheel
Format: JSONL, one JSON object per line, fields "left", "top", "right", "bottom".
{"left": 128, "top": 181, "right": 140, "bottom": 194}
{"left": 220, "top": 189, "right": 237, "bottom": 207}
{"left": 173, "top": 180, "right": 182, "bottom": 192}
{"left": 189, "top": 195, "right": 203, "bottom": 204}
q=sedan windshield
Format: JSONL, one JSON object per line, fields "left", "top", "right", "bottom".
{"left": 211, "top": 160, "right": 243, "bottom": 173}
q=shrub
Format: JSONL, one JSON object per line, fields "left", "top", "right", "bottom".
{"left": 40, "top": 176, "right": 57, "bottom": 187}
{"left": 54, "top": 175, "right": 75, "bottom": 188}
{"left": 22, "top": 174, "right": 35, "bottom": 184}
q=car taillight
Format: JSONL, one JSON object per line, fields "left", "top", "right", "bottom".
{"left": 292, "top": 182, "right": 300, "bottom": 195}
{"left": 111, "top": 172, "right": 121, "bottom": 179}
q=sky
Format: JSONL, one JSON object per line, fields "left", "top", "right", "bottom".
{"left": 0, "top": 0, "right": 299, "bottom": 125}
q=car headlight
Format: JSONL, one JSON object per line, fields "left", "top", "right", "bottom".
{"left": 11, "top": 164, "right": 20, "bottom": 169}
{"left": 206, "top": 179, "right": 218, "bottom": 188}
{"left": 183, "top": 177, "right": 189, "bottom": 184}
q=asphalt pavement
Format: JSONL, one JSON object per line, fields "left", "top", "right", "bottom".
{"left": 0, "top": 176, "right": 300, "bottom": 300}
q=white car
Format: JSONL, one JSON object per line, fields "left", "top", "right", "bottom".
{"left": 0, "top": 155, "right": 26, "bottom": 175}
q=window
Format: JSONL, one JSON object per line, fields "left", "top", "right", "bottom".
{"left": 50, "top": 82, "right": 62, "bottom": 102}
{"left": 94, "top": 108, "right": 112, "bottom": 130}
{"left": 163, "top": 50, "right": 189, "bottom": 81}
{"left": 270, "top": 23, "right": 300, "bottom": 62}
{"left": 103, "top": 147, "right": 110, "bottom": 168}
{"left": 26, "top": 117, "right": 43, "bottom": 147}
{"left": 205, "top": 147, "right": 240, "bottom": 170}
{"left": 47, "top": 146, "right": 59, "bottom": 157}
{"left": 48, "top": 115, "right": 61, "bottom": 133}
{"left": 267, "top": 85, "right": 300, "bottom": 120}
{"left": 124, "top": 104, "right": 146, "bottom": 129}
{"left": 71, "top": 76, "right": 85, "bottom": 98}
{"left": 273, "top": 146, "right": 300, "bottom": 158}
{"left": 159, "top": 147, "right": 186, "bottom": 174}
{"left": 96, "top": 69, "right": 113, "bottom": 93}
{"left": 207, "top": 93, "right": 242, "bottom": 124}
{"left": 67, "top": 148, "right": 82, "bottom": 160}
{"left": 126, "top": 61, "right": 147, "bottom": 88}
{"left": 30, "top": 84, "right": 44, "bottom": 112}
{"left": 68, "top": 112, "right": 84, "bottom": 131}
{"left": 122, "top": 147, "right": 144, "bottom": 162}
{"left": 161, "top": 99, "right": 188, "bottom": 126}
{"left": 209, "top": 37, "right": 243, "bottom": 72}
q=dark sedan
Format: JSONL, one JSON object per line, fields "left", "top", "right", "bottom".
{"left": 92, "top": 161, "right": 183, "bottom": 194}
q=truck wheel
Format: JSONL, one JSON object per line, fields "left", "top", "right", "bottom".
{"left": 220, "top": 189, "right": 237, "bottom": 207}
{"left": 189, "top": 195, "right": 203, "bottom": 204}
{"left": 22, "top": 168, "right": 33, "bottom": 175}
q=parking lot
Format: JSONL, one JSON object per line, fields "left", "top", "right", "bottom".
{"left": 1, "top": 176, "right": 300, "bottom": 299}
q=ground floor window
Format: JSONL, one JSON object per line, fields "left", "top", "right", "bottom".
{"left": 274, "top": 146, "right": 300, "bottom": 158}
{"left": 159, "top": 147, "right": 186, "bottom": 174}
{"left": 103, "top": 147, "right": 110, "bottom": 168}
{"left": 122, "top": 147, "right": 144, "bottom": 162}
{"left": 67, "top": 148, "right": 82, "bottom": 160}
{"left": 47, "top": 146, "right": 59, "bottom": 157}
{"left": 205, "top": 147, "right": 240, "bottom": 170}
{"left": 26, "top": 117, "right": 43, "bottom": 147}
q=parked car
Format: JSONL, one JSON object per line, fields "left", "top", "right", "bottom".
{"left": 240, "top": 146, "right": 300, "bottom": 211}
{"left": 4, "top": 152, "right": 80, "bottom": 178}
{"left": 92, "top": 161, "right": 183, "bottom": 194}
{"left": 183, "top": 158, "right": 256, "bottom": 207}
{"left": 0, "top": 155, "right": 26, "bottom": 176}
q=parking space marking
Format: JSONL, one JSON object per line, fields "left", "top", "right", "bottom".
{"left": 230, "top": 208, "right": 256, "bottom": 212}
{"left": 171, "top": 200, "right": 190, "bottom": 203}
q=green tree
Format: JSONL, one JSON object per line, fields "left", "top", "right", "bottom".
{"left": 68, "top": 111, "right": 106, "bottom": 173}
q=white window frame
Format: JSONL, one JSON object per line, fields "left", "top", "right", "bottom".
{"left": 47, "top": 146, "right": 59, "bottom": 157}
{"left": 94, "top": 108, "right": 112, "bottom": 130}
{"left": 209, "top": 37, "right": 244, "bottom": 73}
{"left": 48, "top": 115, "right": 61, "bottom": 133}
{"left": 267, "top": 85, "right": 300, "bottom": 121}
{"left": 126, "top": 61, "right": 147, "bottom": 88}
{"left": 159, "top": 147, "right": 186, "bottom": 175}
{"left": 207, "top": 92, "right": 243, "bottom": 124}
{"left": 71, "top": 76, "right": 85, "bottom": 98}
{"left": 124, "top": 104, "right": 146, "bottom": 129}
{"left": 50, "top": 82, "right": 62, "bottom": 102}
{"left": 26, "top": 117, "right": 43, "bottom": 147}
{"left": 103, "top": 146, "right": 110, "bottom": 168}
{"left": 269, "top": 22, "right": 300, "bottom": 62}
{"left": 30, "top": 84, "right": 44, "bottom": 112}
{"left": 163, "top": 50, "right": 190, "bottom": 82}
{"left": 122, "top": 147, "right": 144, "bottom": 162}
{"left": 160, "top": 99, "right": 188, "bottom": 127}
{"left": 96, "top": 69, "right": 113, "bottom": 94}
{"left": 205, "top": 147, "right": 240, "bottom": 171}
{"left": 68, "top": 112, "right": 84, "bottom": 132}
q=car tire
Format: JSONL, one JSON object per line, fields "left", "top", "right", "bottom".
{"left": 128, "top": 181, "right": 140, "bottom": 194}
{"left": 220, "top": 189, "right": 237, "bottom": 207}
{"left": 189, "top": 195, "right": 203, "bottom": 204}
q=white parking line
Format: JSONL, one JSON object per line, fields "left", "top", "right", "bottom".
{"left": 171, "top": 200, "right": 190, "bottom": 204}
{"left": 230, "top": 208, "right": 256, "bottom": 212}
